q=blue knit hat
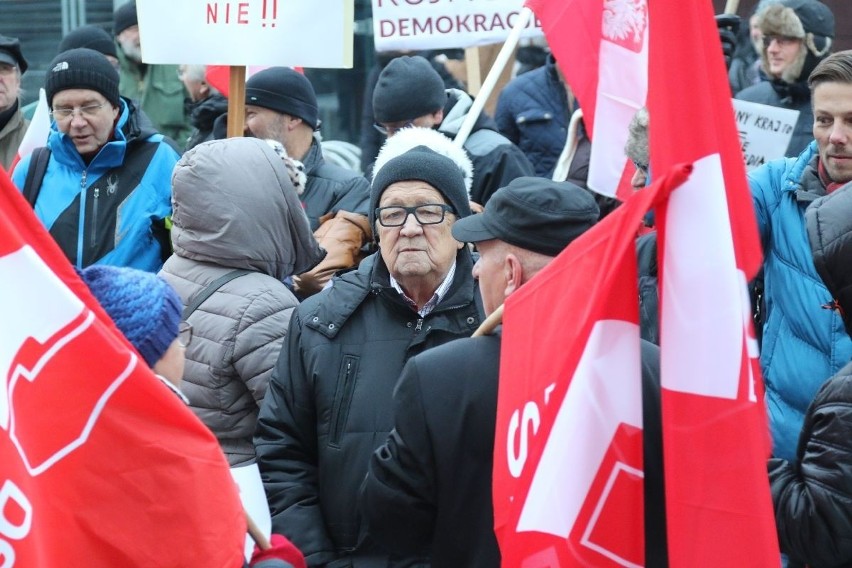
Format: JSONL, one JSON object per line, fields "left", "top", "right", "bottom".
{"left": 79, "top": 266, "right": 182, "bottom": 367}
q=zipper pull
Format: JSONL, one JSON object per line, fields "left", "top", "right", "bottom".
{"left": 414, "top": 318, "right": 423, "bottom": 332}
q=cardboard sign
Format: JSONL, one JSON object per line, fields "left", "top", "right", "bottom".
{"left": 732, "top": 99, "right": 800, "bottom": 170}
{"left": 372, "top": 0, "right": 543, "bottom": 52}
{"left": 137, "top": 0, "right": 353, "bottom": 68}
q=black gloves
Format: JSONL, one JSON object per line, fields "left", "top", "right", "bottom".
{"left": 715, "top": 14, "right": 741, "bottom": 71}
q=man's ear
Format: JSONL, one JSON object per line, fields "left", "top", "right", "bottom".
{"left": 432, "top": 107, "right": 444, "bottom": 124}
{"left": 504, "top": 253, "right": 524, "bottom": 298}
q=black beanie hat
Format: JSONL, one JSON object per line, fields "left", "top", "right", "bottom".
{"left": 113, "top": 1, "right": 138, "bottom": 36}
{"left": 245, "top": 67, "right": 320, "bottom": 130}
{"left": 370, "top": 145, "right": 471, "bottom": 227}
{"left": 45, "top": 48, "right": 121, "bottom": 108}
{"left": 373, "top": 56, "right": 447, "bottom": 124}
{"left": 59, "top": 25, "right": 118, "bottom": 59}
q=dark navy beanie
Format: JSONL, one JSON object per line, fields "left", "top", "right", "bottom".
{"left": 60, "top": 25, "right": 118, "bottom": 59}
{"left": 113, "top": 1, "right": 138, "bottom": 36}
{"left": 370, "top": 145, "right": 471, "bottom": 226}
{"left": 45, "top": 48, "right": 121, "bottom": 108}
{"left": 373, "top": 56, "right": 447, "bottom": 124}
{"left": 245, "top": 67, "right": 320, "bottom": 130}
{"left": 80, "top": 265, "right": 182, "bottom": 368}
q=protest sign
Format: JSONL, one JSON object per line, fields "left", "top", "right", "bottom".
{"left": 373, "top": 0, "right": 543, "bottom": 52}
{"left": 137, "top": 0, "right": 353, "bottom": 68}
{"left": 732, "top": 99, "right": 800, "bottom": 170}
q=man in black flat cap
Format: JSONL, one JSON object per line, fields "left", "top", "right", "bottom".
{"left": 360, "top": 177, "right": 669, "bottom": 567}
{"left": 0, "top": 34, "right": 28, "bottom": 171}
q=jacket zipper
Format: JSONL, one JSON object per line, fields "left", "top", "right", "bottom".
{"left": 75, "top": 170, "right": 88, "bottom": 267}
{"left": 414, "top": 318, "right": 423, "bottom": 332}
{"left": 329, "top": 356, "right": 358, "bottom": 447}
{"left": 90, "top": 187, "right": 100, "bottom": 248}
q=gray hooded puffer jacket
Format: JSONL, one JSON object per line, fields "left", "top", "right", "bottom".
{"left": 160, "top": 137, "right": 325, "bottom": 466}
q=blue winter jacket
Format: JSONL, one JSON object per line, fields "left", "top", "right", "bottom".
{"left": 750, "top": 141, "right": 852, "bottom": 460}
{"left": 12, "top": 98, "right": 178, "bottom": 272}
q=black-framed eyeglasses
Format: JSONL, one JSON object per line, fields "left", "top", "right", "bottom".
{"left": 375, "top": 204, "right": 453, "bottom": 227}
{"left": 762, "top": 35, "right": 799, "bottom": 48}
{"left": 178, "top": 321, "right": 193, "bottom": 348}
{"left": 632, "top": 160, "right": 649, "bottom": 174}
{"left": 49, "top": 103, "right": 106, "bottom": 122}
{"left": 373, "top": 121, "right": 414, "bottom": 136}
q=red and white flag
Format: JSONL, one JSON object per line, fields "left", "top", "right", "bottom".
{"left": 0, "top": 169, "right": 246, "bottom": 566}
{"left": 527, "top": 0, "right": 647, "bottom": 200}
{"left": 493, "top": 164, "right": 691, "bottom": 567}
{"left": 8, "top": 88, "right": 50, "bottom": 174}
{"left": 647, "top": 1, "right": 779, "bottom": 565}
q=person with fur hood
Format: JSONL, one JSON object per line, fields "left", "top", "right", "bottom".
{"left": 735, "top": 0, "right": 835, "bottom": 157}
{"left": 159, "top": 137, "right": 325, "bottom": 467}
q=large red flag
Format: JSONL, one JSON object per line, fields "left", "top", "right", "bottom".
{"left": 647, "top": 1, "right": 779, "bottom": 565}
{"left": 0, "top": 170, "right": 246, "bottom": 565}
{"left": 493, "top": 164, "right": 690, "bottom": 567}
{"left": 526, "top": 0, "right": 646, "bottom": 199}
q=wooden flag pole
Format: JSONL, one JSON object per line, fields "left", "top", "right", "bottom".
{"left": 723, "top": 0, "right": 740, "bottom": 14}
{"left": 246, "top": 508, "right": 271, "bottom": 551}
{"left": 472, "top": 304, "right": 503, "bottom": 338}
{"left": 227, "top": 66, "right": 247, "bottom": 138}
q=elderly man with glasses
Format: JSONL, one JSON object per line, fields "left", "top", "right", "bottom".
{"left": 255, "top": 144, "right": 484, "bottom": 567}
{"left": 11, "top": 47, "right": 179, "bottom": 273}
{"left": 0, "top": 34, "right": 28, "bottom": 171}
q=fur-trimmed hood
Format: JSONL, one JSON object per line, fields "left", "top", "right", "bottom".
{"left": 758, "top": 0, "right": 834, "bottom": 84}
{"left": 372, "top": 126, "right": 475, "bottom": 200}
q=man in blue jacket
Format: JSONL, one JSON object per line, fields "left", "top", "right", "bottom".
{"left": 750, "top": 49, "right": 852, "bottom": 460}
{"left": 12, "top": 48, "right": 178, "bottom": 273}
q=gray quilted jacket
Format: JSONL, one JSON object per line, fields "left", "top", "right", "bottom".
{"left": 160, "top": 138, "right": 324, "bottom": 466}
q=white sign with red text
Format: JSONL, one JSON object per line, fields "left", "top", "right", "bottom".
{"left": 137, "top": 0, "right": 353, "bottom": 68}
{"left": 372, "top": 0, "right": 544, "bottom": 52}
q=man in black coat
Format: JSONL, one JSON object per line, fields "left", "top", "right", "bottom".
{"left": 360, "top": 177, "right": 670, "bottom": 567}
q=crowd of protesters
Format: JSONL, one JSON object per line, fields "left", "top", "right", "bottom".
{"left": 4, "top": 0, "right": 852, "bottom": 566}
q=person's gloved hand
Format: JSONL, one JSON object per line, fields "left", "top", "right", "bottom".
{"left": 715, "top": 14, "right": 741, "bottom": 70}
{"left": 250, "top": 533, "right": 306, "bottom": 568}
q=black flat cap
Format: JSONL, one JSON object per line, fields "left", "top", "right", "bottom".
{"left": 452, "top": 177, "right": 599, "bottom": 256}
{"left": 0, "top": 35, "right": 28, "bottom": 74}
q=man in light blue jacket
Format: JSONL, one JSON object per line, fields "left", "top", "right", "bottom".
{"left": 11, "top": 48, "right": 178, "bottom": 273}
{"left": 750, "top": 49, "right": 852, "bottom": 460}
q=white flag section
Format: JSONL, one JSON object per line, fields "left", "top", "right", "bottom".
{"left": 137, "top": 0, "right": 354, "bottom": 68}
{"left": 517, "top": 320, "right": 643, "bottom": 541}
{"left": 732, "top": 99, "right": 800, "bottom": 171}
{"left": 372, "top": 0, "right": 543, "bottom": 52}
{"left": 587, "top": 10, "right": 648, "bottom": 198}
{"left": 12, "top": 89, "right": 50, "bottom": 170}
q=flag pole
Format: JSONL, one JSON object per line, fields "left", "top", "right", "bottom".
{"left": 246, "top": 508, "right": 271, "bottom": 551}
{"left": 472, "top": 304, "right": 503, "bottom": 337}
{"left": 453, "top": 7, "right": 533, "bottom": 148}
{"left": 724, "top": 0, "right": 740, "bottom": 14}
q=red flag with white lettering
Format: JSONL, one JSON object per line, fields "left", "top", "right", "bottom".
{"left": 647, "top": 1, "right": 779, "bottom": 565}
{"left": 0, "top": 169, "right": 245, "bottom": 565}
{"left": 493, "top": 164, "right": 690, "bottom": 566}
{"left": 526, "top": 0, "right": 646, "bottom": 199}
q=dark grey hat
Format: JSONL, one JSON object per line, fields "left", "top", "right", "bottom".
{"left": 245, "top": 67, "right": 320, "bottom": 130}
{"left": 452, "top": 177, "right": 599, "bottom": 256}
{"left": 371, "top": 145, "right": 471, "bottom": 227}
{"left": 0, "top": 34, "right": 28, "bottom": 74}
{"left": 45, "top": 48, "right": 121, "bottom": 108}
{"left": 60, "top": 25, "right": 118, "bottom": 59}
{"left": 373, "top": 56, "right": 447, "bottom": 124}
{"left": 113, "top": 1, "right": 138, "bottom": 36}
